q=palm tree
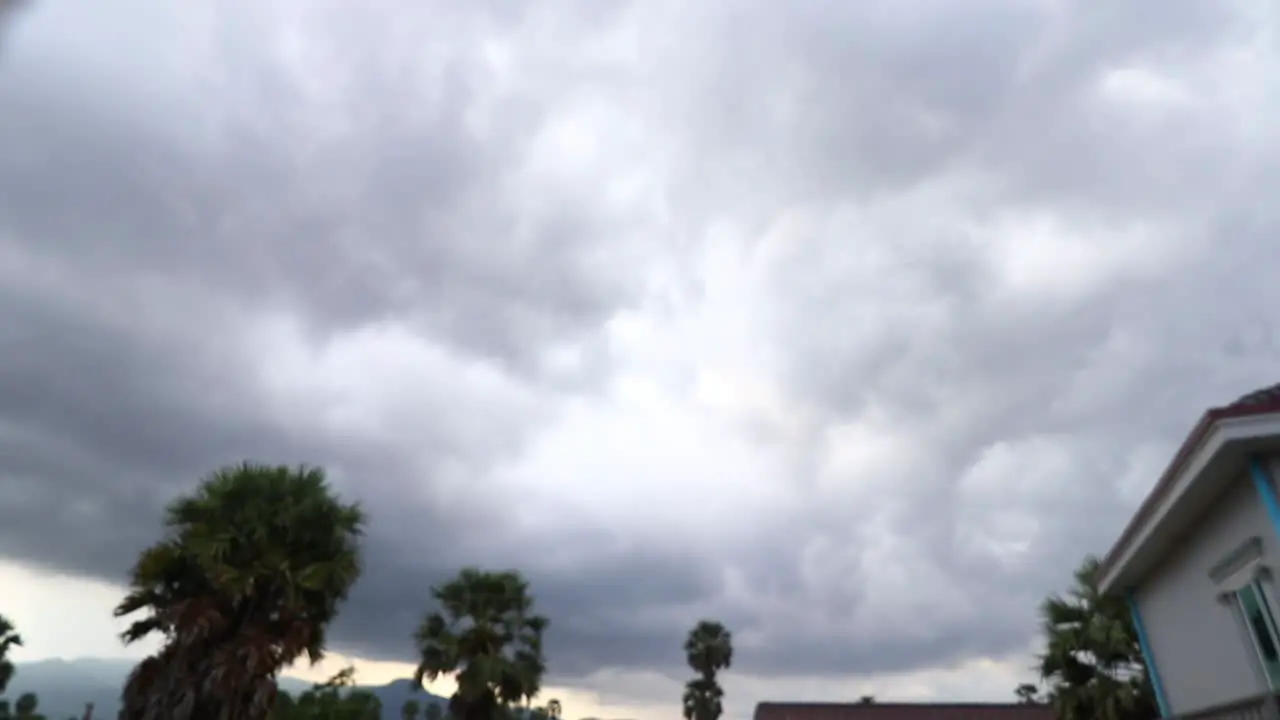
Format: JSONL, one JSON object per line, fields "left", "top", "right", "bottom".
{"left": 402, "top": 698, "right": 423, "bottom": 720}
{"left": 320, "top": 666, "right": 358, "bottom": 690}
{"left": 345, "top": 689, "right": 382, "bottom": 720}
{"left": 412, "top": 568, "right": 549, "bottom": 720}
{"left": 114, "top": 462, "right": 367, "bottom": 720}
{"left": 0, "top": 614, "right": 22, "bottom": 695}
{"left": 1014, "top": 683, "right": 1040, "bottom": 704}
{"left": 13, "top": 693, "right": 39, "bottom": 720}
{"left": 682, "top": 677, "right": 723, "bottom": 720}
{"left": 684, "top": 621, "right": 732, "bottom": 677}
{"left": 682, "top": 620, "right": 732, "bottom": 720}
{"left": 1037, "top": 555, "right": 1155, "bottom": 720}
{"left": 546, "top": 699, "right": 561, "bottom": 720}
{"left": 280, "top": 667, "right": 382, "bottom": 720}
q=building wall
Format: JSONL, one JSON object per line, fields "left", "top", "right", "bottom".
{"left": 1133, "top": 458, "right": 1280, "bottom": 716}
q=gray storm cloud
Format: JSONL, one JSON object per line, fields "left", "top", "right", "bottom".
{"left": 2, "top": 0, "right": 1279, "bottom": 703}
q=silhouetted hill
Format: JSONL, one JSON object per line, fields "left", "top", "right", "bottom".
{"left": 350, "top": 677, "right": 448, "bottom": 717}
{"left": 8, "top": 658, "right": 448, "bottom": 719}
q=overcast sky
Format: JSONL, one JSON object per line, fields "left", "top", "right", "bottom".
{"left": 3, "top": 0, "right": 1280, "bottom": 718}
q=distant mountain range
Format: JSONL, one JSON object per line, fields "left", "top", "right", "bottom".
{"left": 7, "top": 658, "right": 449, "bottom": 720}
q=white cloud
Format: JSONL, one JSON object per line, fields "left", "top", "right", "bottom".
{"left": 2, "top": 561, "right": 159, "bottom": 663}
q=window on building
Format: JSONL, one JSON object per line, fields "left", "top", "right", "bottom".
{"left": 1237, "top": 581, "right": 1280, "bottom": 688}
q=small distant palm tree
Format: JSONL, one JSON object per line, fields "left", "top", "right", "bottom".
{"left": 682, "top": 677, "right": 723, "bottom": 720}
{"left": 547, "top": 699, "right": 562, "bottom": 720}
{"left": 0, "top": 614, "right": 22, "bottom": 695}
{"left": 346, "top": 689, "right": 382, "bottom": 720}
{"left": 13, "top": 693, "right": 39, "bottom": 720}
{"left": 684, "top": 621, "right": 733, "bottom": 677}
{"left": 413, "top": 568, "right": 549, "bottom": 720}
{"left": 320, "top": 666, "right": 358, "bottom": 689}
{"left": 682, "top": 620, "right": 733, "bottom": 720}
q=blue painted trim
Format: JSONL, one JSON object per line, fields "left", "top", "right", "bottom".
{"left": 1249, "top": 456, "right": 1280, "bottom": 541}
{"left": 1128, "top": 592, "right": 1171, "bottom": 718}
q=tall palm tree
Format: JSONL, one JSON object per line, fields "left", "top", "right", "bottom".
{"left": 0, "top": 614, "right": 22, "bottom": 695}
{"left": 1037, "top": 555, "right": 1155, "bottom": 720}
{"left": 413, "top": 568, "right": 549, "bottom": 720}
{"left": 682, "top": 620, "right": 732, "bottom": 720}
{"left": 114, "top": 462, "right": 367, "bottom": 720}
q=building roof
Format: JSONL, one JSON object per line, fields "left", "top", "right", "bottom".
{"left": 1230, "top": 382, "right": 1280, "bottom": 408}
{"left": 753, "top": 702, "right": 1054, "bottom": 720}
{"left": 1097, "top": 381, "right": 1280, "bottom": 588}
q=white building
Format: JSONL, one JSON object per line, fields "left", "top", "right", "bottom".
{"left": 1098, "top": 384, "right": 1280, "bottom": 719}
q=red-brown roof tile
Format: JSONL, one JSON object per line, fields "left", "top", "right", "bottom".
{"left": 754, "top": 702, "right": 1055, "bottom": 720}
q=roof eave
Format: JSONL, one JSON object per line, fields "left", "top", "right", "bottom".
{"left": 1098, "top": 401, "right": 1280, "bottom": 596}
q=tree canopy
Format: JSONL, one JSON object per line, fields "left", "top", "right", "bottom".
{"left": 682, "top": 621, "right": 733, "bottom": 720}
{"left": 1035, "top": 555, "right": 1156, "bottom": 720}
{"left": 115, "top": 463, "right": 366, "bottom": 720}
{"left": 413, "top": 568, "right": 548, "bottom": 720}
{"left": 0, "top": 614, "right": 21, "bottom": 697}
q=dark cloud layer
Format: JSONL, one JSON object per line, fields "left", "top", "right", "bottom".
{"left": 3, "top": 0, "right": 1280, "bottom": 703}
